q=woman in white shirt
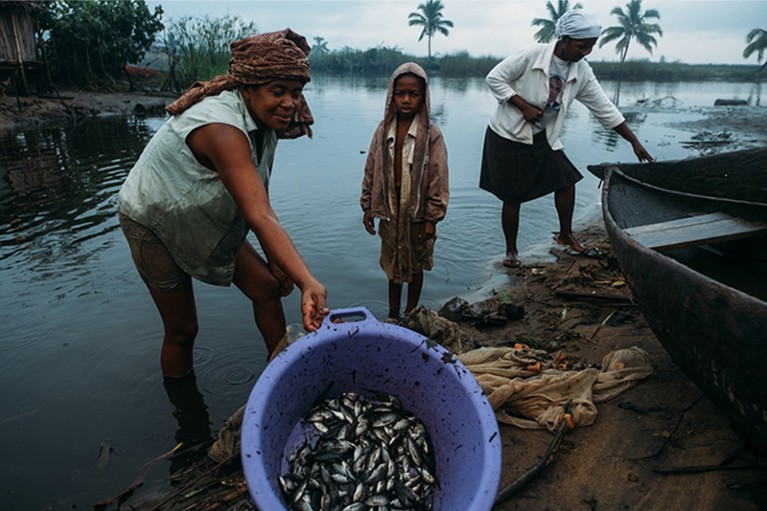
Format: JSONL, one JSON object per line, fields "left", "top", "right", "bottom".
{"left": 480, "top": 9, "right": 654, "bottom": 267}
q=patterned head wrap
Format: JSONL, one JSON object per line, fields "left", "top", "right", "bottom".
{"left": 166, "top": 28, "right": 313, "bottom": 139}
{"left": 555, "top": 9, "right": 602, "bottom": 40}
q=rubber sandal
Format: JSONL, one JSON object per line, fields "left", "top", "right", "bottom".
{"left": 502, "top": 254, "right": 521, "bottom": 268}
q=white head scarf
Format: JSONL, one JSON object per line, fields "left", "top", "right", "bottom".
{"left": 555, "top": 9, "right": 602, "bottom": 40}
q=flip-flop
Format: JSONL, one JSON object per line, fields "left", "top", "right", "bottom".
{"left": 502, "top": 254, "right": 521, "bottom": 268}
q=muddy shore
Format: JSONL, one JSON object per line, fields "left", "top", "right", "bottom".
{"left": 3, "top": 89, "right": 766, "bottom": 510}
{"left": 122, "top": 223, "right": 766, "bottom": 511}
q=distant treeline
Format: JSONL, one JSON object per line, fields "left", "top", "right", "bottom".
{"left": 309, "top": 47, "right": 764, "bottom": 82}
{"left": 31, "top": 2, "right": 762, "bottom": 92}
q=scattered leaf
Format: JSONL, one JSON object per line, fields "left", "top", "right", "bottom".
{"left": 97, "top": 441, "right": 112, "bottom": 470}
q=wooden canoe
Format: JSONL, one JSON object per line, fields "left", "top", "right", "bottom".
{"left": 587, "top": 147, "right": 767, "bottom": 454}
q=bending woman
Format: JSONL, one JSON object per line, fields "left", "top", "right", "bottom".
{"left": 118, "top": 29, "right": 328, "bottom": 377}
{"left": 480, "top": 9, "right": 654, "bottom": 267}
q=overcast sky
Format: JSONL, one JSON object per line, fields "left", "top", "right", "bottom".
{"left": 147, "top": 0, "right": 767, "bottom": 65}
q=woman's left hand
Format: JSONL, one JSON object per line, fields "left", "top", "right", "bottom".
{"left": 632, "top": 141, "right": 656, "bottom": 163}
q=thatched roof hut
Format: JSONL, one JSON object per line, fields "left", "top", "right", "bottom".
{"left": 0, "top": 0, "right": 48, "bottom": 95}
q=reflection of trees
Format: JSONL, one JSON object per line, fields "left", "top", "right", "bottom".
{"left": 0, "top": 117, "right": 154, "bottom": 263}
{"left": 748, "top": 81, "right": 762, "bottom": 106}
{"left": 363, "top": 76, "right": 390, "bottom": 92}
{"left": 591, "top": 110, "right": 648, "bottom": 149}
{"left": 611, "top": 80, "right": 623, "bottom": 106}
{"left": 442, "top": 77, "right": 470, "bottom": 93}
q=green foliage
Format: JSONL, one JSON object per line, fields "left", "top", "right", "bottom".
{"left": 310, "top": 45, "right": 417, "bottom": 74}
{"left": 312, "top": 36, "right": 330, "bottom": 55}
{"left": 497, "top": 289, "right": 513, "bottom": 305}
{"left": 588, "top": 59, "right": 761, "bottom": 82}
{"left": 408, "top": 0, "right": 454, "bottom": 60}
{"left": 42, "top": 0, "right": 163, "bottom": 88}
{"left": 531, "top": 0, "right": 583, "bottom": 44}
{"left": 599, "top": 0, "right": 663, "bottom": 63}
{"left": 306, "top": 41, "right": 760, "bottom": 81}
{"left": 161, "top": 15, "right": 258, "bottom": 91}
{"left": 438, "top": 51, "right": 499, "bottom": 76}
{"left": 743, "top": 28, "right": 767, "bottom": 72}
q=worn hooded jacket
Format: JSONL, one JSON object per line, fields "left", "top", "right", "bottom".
{"left": 360, "top": 63, "right": 449, "bottom": 225}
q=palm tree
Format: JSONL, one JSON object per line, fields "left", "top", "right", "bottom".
{"left": 531, "top": 0, "right": 583, "bottom": 43}
{"left": 408, "top": 0, "right": 454, "bottom": 61}
{"left": 312, "top": 36, "right": 329, "bottom": 55}
{"left": 599, "top": 0, "right": 663, "bottom": 63}
{"left": 743, "top": 28, "right": 767, "bottom": 72}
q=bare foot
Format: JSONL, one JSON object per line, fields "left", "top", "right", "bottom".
{"left": 554, "top": 233, "right": 586, "bottom": 253}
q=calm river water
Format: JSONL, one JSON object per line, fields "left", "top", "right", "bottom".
{"left": 0, "top": 76, "right": 759, "bottom": 508}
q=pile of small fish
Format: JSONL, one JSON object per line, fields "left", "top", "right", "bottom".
{"left": 279, "top": 390, "right": 438, "bottom": 510}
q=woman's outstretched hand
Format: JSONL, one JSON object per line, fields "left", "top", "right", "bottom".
{"left": 301, "top": 281, "right": 329, "bottom": 331}
{"left": 632, "top": 140, "right": 656, "bottom": 163}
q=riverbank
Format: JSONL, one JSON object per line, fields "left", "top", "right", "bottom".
{"left": 0, "top": 87, "right": 174, "bottom": 134}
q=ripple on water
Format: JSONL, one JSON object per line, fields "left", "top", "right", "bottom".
{"left": 192, "top": 344, "right": 215, "bottom": 367}
{"left": 225, "top": 366, "right": 255, "bottom": 386}
{"left": 192, "top": 342, "right": 266, "bottom": 388}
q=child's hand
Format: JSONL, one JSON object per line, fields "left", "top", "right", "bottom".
{"left": 363, "top": 211, "right": 376, "bottom": 235}
{"left": 418, "top": 221, "right": 436, "bottom": 240}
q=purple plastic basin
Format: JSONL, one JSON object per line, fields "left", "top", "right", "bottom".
{"left": 241, "top": 307, "right": 502, "bottom": 511}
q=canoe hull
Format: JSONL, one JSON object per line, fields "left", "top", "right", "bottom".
{"left": 592, "top": 148, "right": 767, "bottom": 454}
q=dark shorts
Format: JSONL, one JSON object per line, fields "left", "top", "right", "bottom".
{"left": 479, "top": 128, "right": 583, "bottom": 206}
{"left": 118, "top": 212, "right": 191, "bottom": 292}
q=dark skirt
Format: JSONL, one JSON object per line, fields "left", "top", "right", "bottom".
{"left": 479, "top": 127, "right": 583, "bottom": 206}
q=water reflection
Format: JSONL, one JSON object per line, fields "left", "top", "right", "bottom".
{"left": 162, "top": 371, "right": 213, "bottom": 474}
{"left": 0, "top": 118, "right": 152, "bottom": 266}
{"left": 610, "top": 79, "right": 623, "bottom": 106}
{"left": 748, "top": 81, "right": 762, "bottom": 106}
{"left": 591, "top": 110, "right": 650, "bottom": 150}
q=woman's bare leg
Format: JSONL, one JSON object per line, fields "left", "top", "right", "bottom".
{"left": 554, "top": 185, "right": 585, "bottom": 252}
{"left": 502, "top": 202, "right": 521, "bottom": 266}
{"left": 148, "top": 284, "right": 199, "bottom": 378}
{"left": 232, "top": 241, "right": 286, "bottom": 354}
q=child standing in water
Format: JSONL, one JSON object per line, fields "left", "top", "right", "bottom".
{"left": 361, "top": 62, "right": 449, "bottom": 320}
